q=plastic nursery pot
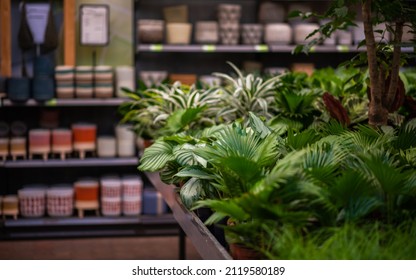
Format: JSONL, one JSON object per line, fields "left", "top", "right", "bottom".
{"left": 7, "top": 77, "right": 31, "bottom": 103}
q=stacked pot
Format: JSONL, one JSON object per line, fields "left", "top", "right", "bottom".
{"left": 46, "top": 184, "right": 74, "bottom": 217}
{"left": 218, "top": 4, "right": 242, "bottom": 45}
{"left": 55, "top": 66, "right": 75, "bottom": 98}
{"left": 18, "top": 185, "right": 47, "bottom": 218}
{"left": 74, "top": 179, "right": 100, "bottom": 218}
{"left": 100, "top": 176, "right": 122, "bottom": 216}
{"left": 121, "top": 175, "right": 143, "bottom": 216}
{"left": 164, "top": 5, "right": 192, "bottom": 45}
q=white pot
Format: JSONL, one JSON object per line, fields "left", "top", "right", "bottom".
{"left": 122, "top": 175, "right": 143, "bottom": 197}
{"left": 337, "top": 30, "right": 353, "bottom": 45}
{"left": 100, "top": 176, "right": 122, "bottom": 198}
{"left": 97, "top": 136, "right": 116, "bottom": 158}
{"left": 264, "top": 23, "right": 292, "bottom": 45}
{"left": 122, "top": 196, "right": 142, "bottom": 216}
{"left": 166, "top": 23, "right": 192, "bottom": 45}
{"left": 139, "top": 71, "right": 168, "bottom": 87}
{"left": 55, "top": 65, "right": 74, "bottom": 82}
{"left": 195, "top": 21, "right": 219, "bottom": 44}
{"left": 352, "top": 21, "right": 365, "bottom": 45}
{"left": 117, "top": 139, "right": 135, "bottom": 157}
{"left": 101, "top": 197, "right": 121, "bottom": 216}
{"left": 47, "top": 185, "right": 74, "bottom": 217}
{"left": 199, "top": 75, "right": 221, "bottom": 87}
{"left": 115, "top": 66, "right": 135, "bottom": 97}
{"left": 293, "top": 23, "right": 320, "bottom": 44}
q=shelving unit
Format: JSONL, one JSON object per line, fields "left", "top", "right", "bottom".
{"left": 1, "top": 157, "right": 138, "bottom": 168}
{"left": 0, "top": 98, "right": 129, "bottom": 107}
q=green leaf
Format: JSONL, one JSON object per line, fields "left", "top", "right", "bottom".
{"left": 138, "top": 140, "right": 175, "bottom": 171}
{"left": 180, "top": 177, "right": 204, "bottom": 208}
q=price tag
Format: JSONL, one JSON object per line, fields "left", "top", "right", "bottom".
{"left": 255, "top": 45, "right": 269, "bottom": 52}
{"left": 150, "top": 44, "right": 164, "bottom": 52}
{"left": 337, "top": 45, "right": 350, "bottom": 52}
{"left": 46, "top": 99, "right": 57, "bottom": 106}
{"left": 202, "top": 45, "right": 216, "bottom": 52}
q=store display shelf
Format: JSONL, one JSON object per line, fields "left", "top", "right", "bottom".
{"left": 0, "top": 214, "right": 180, "bottom": 240}
{"left": 1, "top": 157, "right": 138, "bottom": 168}
{"left": 145, "top": 172, "right": 232, "bottom": 260}
{"left": 1, "top": 98, "right": 129, "bottom": 107}
{"left": 137, "top": 44, "right": 414, "bottom": 54}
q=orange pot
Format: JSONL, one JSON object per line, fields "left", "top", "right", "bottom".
{"left": 74, "top": 180, "right": 99, "bottom": 202}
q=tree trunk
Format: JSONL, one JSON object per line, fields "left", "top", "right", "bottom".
{"left": 362, "top": 0, "right": 388, "bottom": 126}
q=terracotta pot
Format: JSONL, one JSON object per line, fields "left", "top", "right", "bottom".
{"left": 51, "top": 128, "right": 73, "bottom": 155}
{"left": 229, "top": 243, "right": 263, "bottom": 260}
{"left": 2, "top": 195, "right": 19, "bottom": 217}
{"left": 29, "top": 129, "right": 51, "bottom": 155}
{"left": 169, "top": 73, "right": 197, "bottom": 85}
{"left": 74, "top": 179, "right": 99, "bottom": 202}
{"left": 72, "top": 123, "right": 97, "bottom": 151}
{"left": 166, "top": 23, "right": 193, "bottom": 44}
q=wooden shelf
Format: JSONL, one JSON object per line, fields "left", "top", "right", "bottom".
{"left": 145, "top": 172, "right": 232, "bottom": 260}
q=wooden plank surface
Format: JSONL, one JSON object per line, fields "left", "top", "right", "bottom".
{"left": 63, "top": 0, "right": 76, "bottom": 66}
{"left": 0, "top": 0, "right": 11, "bottom": 77}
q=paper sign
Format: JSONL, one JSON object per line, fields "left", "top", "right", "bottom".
{"left": 80, "top": 5, "right": 109, "bottom": 46}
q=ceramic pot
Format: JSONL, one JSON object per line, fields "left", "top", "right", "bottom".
{"left": 94, "top": 83, "right": 113, "bottom": 98}
{"left": 100, "top": 176, "right": 122, "bottom": 198}
{"left": 320, "top": 20, "right": 337, "bottom": 45}
{"left": 56, "top": 82, "right": 74, "bottom": 99}
{"left": 74, "top": 179, "right": 99, "bottom": 202}
{"left": 337, "top": 29, "right": 353, "bottom": 45}
{"left": 219, "top": 22, "right": 240, "bottom": 45}
{"left": 75, "top": 66, "right": 94, "bottom": 82}
{"left": 241, "top": 24, "right": 263, "bottom": 45}
{"left": 264, "top": 23, "right": 292, "bottom": 45}
{"left": 163, "top": 5, "right": 188, "bottom": 23}
{"left": 10, "top": 137, "right": 26, "bottom": 160}
{"left": 229, "top": 243, "right": 263, "bottom": 260}
{"left": 166, "top": 23, "right": 192, "bottom": 44}
{"left": 122, "top": 175, "right": 143, "bottom": 197}
{"left": 217, "top": 4, "right": 242, "bottom": 22}
{"left": 264, "top": 67, "right": 288, "bottom": 76}
{"left": 199, "top": 75, "right": 221, "bottom": 87}
{"left": 115, "top": 66, "right": 135, "bottom": 97}
{"left": 72, "top": 123, "right": 97, "bottom": 156}
{"left": 33, "top": 55, "right": 54, "bottom": 77}
{"left": 293, "top": 23, "right": 320, "bottom": 44}
{"left": 243, "top": 61, "right": 262, "bottom": 73}
{"left": 122, "top": 196, "right": 142, "bottom": 216}
{"left": 2, "top": 195, "right": 19, "bottom": 218}
{"left": 7, "top": 77, "right": 31, "bottom": 103}
{"left": 195, "top": 21, "right": 219, "bottom": 44}
{"left": 47, "top": 185, "right": 74, "bottom": 217}
{"left": 291, "top": 63, "right": 315, "bottom": 76}
{"left": 94, "top": 66, "right": 113, "bottom": 82}
{"left": 137, "top": 19, "right": 165, "bottom": 43}
{"left": 169, "top": 73, "right": 197, "bottom": 85}
{"left": 143, "top": 189, "right": 167, "bottom": 215}
{"left": 102, "top": 197, "right": 122, "bottom": 216}
{"left": 55, "top": 65, "right": 74, "bottom": 82}
{"left": 97, "top": 136, "right": 116, "bottom": 157}
{"left": 258, "top": 2, "right": 285, "bottom": 23}
{"left": 29, "top": 129, "right": 51, "bottom": 157}
{"left": 18, "top": 186, "right": 47, "bottom": 218}
{"left": 0, "top": 138, "right": 8, "bottom": 160}
{"left": 75, "top": 83, "right": 94, "bottom": 98}
{"left": 51, "top": 129, "right": 72, "bottom": 157}
{"left": 117, "top": 139, "right": 135, "bottom": 157}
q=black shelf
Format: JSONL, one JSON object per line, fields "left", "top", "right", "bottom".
{"left": 0, "top": 214, "right": 179, "bottom": 240}
{"left": 1, "top": 157, "right": 138, "bottom": 168}
{"left": 145, "top": 172, "right": 232, "bottom": 260}
{"left": 1, "top": 98, "right": 128, "bottom": 107}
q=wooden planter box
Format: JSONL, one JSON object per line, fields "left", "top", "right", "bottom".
{"left": 145, "top": 172, "right": 232, "bottom": 260}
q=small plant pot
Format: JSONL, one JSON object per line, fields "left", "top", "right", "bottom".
{"left": 2, "top": 195, "right": 19, "bottom": 219}
{"left": 169, "top": 73, "right": 197, "bottom": 85}
{"left": 163, "top": 5, "right": 188, "bottom": 23}
{"left": 137, "top": 19, "right": 165, "bottom": 44}
{"left": 33, "top": 55, "right": 55, "bottom": 77}
{"left": 142, "top": 188, "right": 167, "bottom": 215}
{"left": 402, "top": 23, "right": 415, "bottom": 43}
{"left": 51, "top": 129, "right": 72, "bottom": 159}
{"left": 337, "top": 29, "right": 353, "bottom": 45}
{"left": 258, "top": 2, "right": 285, "bottom": 23}
{"left": 122, "top": 196, "right": 142, "bottom": 216}
{"left": 199, "top": 75, "right": 221, "bottom": 87}
{"left": 115, "top": 66, "right": 135, "bottom": 97}
{"left": 229, "top": 243, "right": 263, "bottom": 260}
{"left": 291, "top": 62, "right": 315, "bottom": 76}
{"left": 166, "top": 23, "right": 192, "bottom": 44}
{"left": 55, "top": 65, "right": 74, "bottom": 82}
{"left": 122, "top": 175, "right": 143, "bottom": 197}
{"left": 219, "top": 22, "right": 240, "bottom": 45}
{"left": 293, "top": 23, "right": 320, "bottom": 44}
{"left": 100, "top": 176, "right": 122, "bottom": 198}
{"left": 47, "top": 185, "right": 74, "bottom": 217}
{"left": 195, "top": 21, "right": 219, "bottom": 44}
{"left": 33, "top": 76, "right": 55, "bottom": 102}
{"left": 287, "top": 3, "right": 313, "bottom": 24}
{"left": 10, "top": 137, "right": 27, "bottom": 160}
{"left": 241, "top": 24, "right": 263, "bottom": 45}
{"left": 243, "top": 61, "right": 262, "bottom": 73}
{"left": 264, "top": 23, "right": 292, "bottom": 45}
{"left": 18, "top": 187, "right": 47, "bottom": 218}
{"left": 97, "top": 136, "right": 116, "bottom": 158}
{"left": 74, "top": 179, "right": 100, "bottom": 217}
{"left": 75, "top": 84, "right": 94, "bottom": 98}
{"left": 94, "top": 65, "right": 113, "bottom": 82}
{"left": 7, "top": 77, "right": 31, "bottom": 103}
{"left": 56, "top": 82, "right": 74, "bottom": 99}
{"left": 264, "top": 67, "right": 288, "bottom": 76}
{"left": 10, "top": 121, "right": 27, "bottom": 137}
{"left": 101, "top": 197, "right": 122, "bottom": 216}
{"left": 320, "top": 20, "right": 336, "bottom": 45}
{"left": 72, "top": 123, "right": 97, "bottom": 158}
{"left": 352, "top": 21, "right": 365, "bottom": 45}
{"left": 217, "top": 4, "right": 242, "bottom": 22}
{"left": 28, "top": 129, "right": 51, "bottom": 160}
{"left": 0, "top": 138, "right": 8, "bottom": 160}
{"left": 94, "top": 83, "right": 114, "bottom": 98}
{"left": 0, "top": 122, "right": 9, "bottom": 138}
{"left": 75, "top": 66, "right": 94, "bottom": 82}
